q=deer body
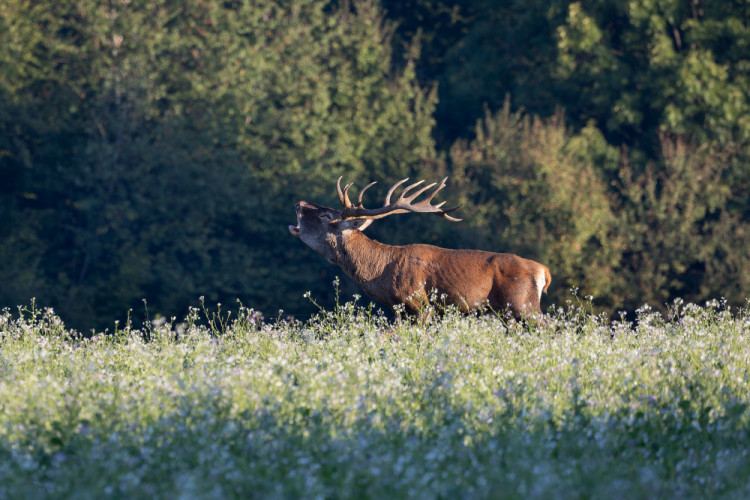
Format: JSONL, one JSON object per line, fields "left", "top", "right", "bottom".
{"left": 289, "top": 178, "right": 551, "bottom": 319}
{"left": 338, "top": 231, "right": 549, "bottom": 315}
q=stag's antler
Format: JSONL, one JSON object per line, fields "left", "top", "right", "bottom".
{"left": 336, "top": 177, "right": 462, "bottom": 222}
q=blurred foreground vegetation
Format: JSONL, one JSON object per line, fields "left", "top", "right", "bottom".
{"left": 1, "top": 299, "right": 749, "bottom": 497}
{"left": 1, "top": 0, "right": 749, "bottom": 329}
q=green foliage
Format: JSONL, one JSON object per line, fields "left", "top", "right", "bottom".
{"left": 0, "top": 0, "right": 748, "bottom": 326}
{"left": 554, "top": 0, "right": 750, "bottom": 149}
{"left": 388, "top": 1, "right": 750, "bottom": 315}
{"left": 0, "top": 0, "right": 437, "bottom": 329}
{"left": 447, "top": 104, "right": 750, "bottom": 313}
{"left": 389, "top": 0, "right": 750, "bottom": 148}
{"left": 448, "top": 101, "right": 621, "bottom": 307}
{"left": 1, "top": 301, "right": 750, "bottom": 497}
{"left": 385, "top": 0, "right": 569, "bottom": 143}
{"left": 613, "top": 137, "right": 750, "bottom": 309}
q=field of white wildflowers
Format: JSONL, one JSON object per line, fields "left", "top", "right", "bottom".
{"left": 1, "top": 297, "right": 749, "bottom": 499}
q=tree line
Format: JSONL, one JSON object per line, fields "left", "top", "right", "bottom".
{"left": 1, "top": 0, "right": 748, "bottom": 330}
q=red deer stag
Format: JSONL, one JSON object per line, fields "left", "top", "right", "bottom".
{"left": 289, "top": 177, "right": 551, "bottom": 319}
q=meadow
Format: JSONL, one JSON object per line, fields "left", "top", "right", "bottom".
{"left": 1, "top": 296, "right": 749, "bottom": 499}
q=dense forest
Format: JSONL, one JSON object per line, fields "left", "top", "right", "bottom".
{"left": 1, "top": 0, "right": 748, "bottom": 330}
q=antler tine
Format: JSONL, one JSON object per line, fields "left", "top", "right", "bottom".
{"left": 357, "top": 181, "right": 377, "bottom": 208}
{"left": 438, "top": 205, "right": 463, "bottom": 222}
{"left": 336, "top": 177, "right": 349, "bottom": 209}
{"left": 422, "top": 177, "right": 449, "bottom": 204}
{"left": 399, "top": 181, "right": 437, "bottom": 204}
{"left": 406, "top": 176, "right": 463, "bottom": 221}
{"left": 384, "top": 178, "right": 410, "bottom": 205}
{"left": 394, "top": 179, "right": 427, "bottom": 202}
{"left": 336, "top": 177, "right": 355, "bottom": 209}
{"left": 343, "top": 182, "right": 355, "bottom": 207}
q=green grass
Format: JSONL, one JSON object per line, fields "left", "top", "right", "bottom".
{"left": 1, "top": 297, "right": 749, "bottom": 499}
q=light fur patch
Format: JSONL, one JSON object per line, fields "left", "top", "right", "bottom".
{"left": 536, "top": 268, "right": 547, "bottom": 302}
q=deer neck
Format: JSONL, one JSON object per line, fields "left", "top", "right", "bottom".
{"left": 334, "top": 230, "right": 395, "bottom": 283}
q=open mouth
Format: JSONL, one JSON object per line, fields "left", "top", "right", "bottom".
{"left": 288, "top": 224, "right": 300, "bottom": 237}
